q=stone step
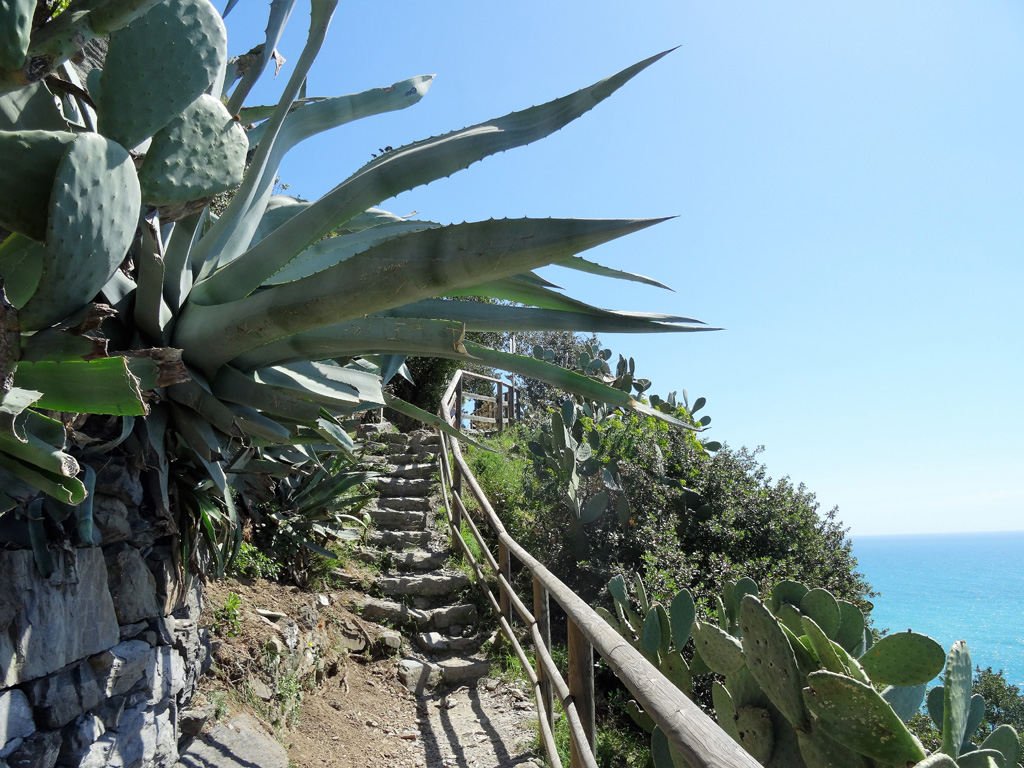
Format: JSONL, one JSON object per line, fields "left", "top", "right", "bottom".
{"left": 358, "top": 548, "right": 449, "bottom": 572}
{"left": 367, "top": 530, "right": 431, "bottom": 549}
{"left": 386, "top": 451, "right": 437, "bottom": 464}
{"left": 354, "top": 597, "right": 477, "bottom": 630}
{"left": 397, "top": 656, "right": 491, "bottom": 694}
{"left": 388, "top": 463, "right": 436, "bottom": 481}
{"left": 367, "top": 508, "right": 426, "bottom": 531}
{"left": 374, "top": 496, "right": 432, "bottom": 513}
{"left": 377, "top": 572, "right": 471, "bottom": 598}
{"left": 415, "top": 630, "right": 488, "bottom": 654}
{"left": 409, "top": 433, "right": 441, "bottom": 448}
{"left": 376, "top": 477, "right": 434, "bottom": 498}
{"left": 379, "top": 432, "right": 410, "bottom": 445}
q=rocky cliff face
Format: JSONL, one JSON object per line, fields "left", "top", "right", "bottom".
{"left": 0, "top": 459, "right": 211, "bottom": 768}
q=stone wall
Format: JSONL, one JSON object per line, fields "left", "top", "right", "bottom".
{"left": 0, "top": 459, "right": 212, "bottom": 768}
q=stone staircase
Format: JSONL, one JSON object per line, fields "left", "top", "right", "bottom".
{"left": 352, "top": 426, "right": 492, "bottom": 694}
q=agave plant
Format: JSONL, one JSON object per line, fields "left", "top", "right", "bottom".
{"left": 0, "top": 0, "right": 713, "bottom": 570}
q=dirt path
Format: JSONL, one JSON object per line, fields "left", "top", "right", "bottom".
{"left": 199, "top": 578, "right": 541, "bottom": 768}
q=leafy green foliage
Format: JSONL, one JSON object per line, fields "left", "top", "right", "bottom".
{"left": 228, "top": 541, "right": 282, "bottom": 581}
{"left": 212, "top": 591, "right": 242, "bottom": 637}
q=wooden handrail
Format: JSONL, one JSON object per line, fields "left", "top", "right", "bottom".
{"left": 437, "top": 371, "right": 760, "bottom": 768}
{"left": 443, "top": 368, "right": 520, "bottom": 433}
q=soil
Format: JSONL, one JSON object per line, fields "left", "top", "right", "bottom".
{"left": 198, "top": 576, "right": 541, "bottom": 768}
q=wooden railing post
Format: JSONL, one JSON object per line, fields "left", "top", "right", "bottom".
{"left": 453, "top": 376, "right": 463, "bottom": 501}
{"left": 567, "top": 618, "right": 596, "bottom": 768}
{"left": 508, "top": 384, "right": 516, "bottom": 426}
{"left": 533, "top": 576, "right": 554, "bottom": 734}
{"left": 496, "top": 382, "right": 504, "bottom": 433}
{"left": 498, "top": 540, "right": 511, "bottom": 620}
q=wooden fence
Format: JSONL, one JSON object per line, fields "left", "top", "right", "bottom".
{"left": 443, "top": 369, "right": 519, "bottom": 434}
{"left": 438, "top": 371, "right": 759, "bottom": 768}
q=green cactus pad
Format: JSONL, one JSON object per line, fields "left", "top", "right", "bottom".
{"left": 834, "top": 600, "right": 865, "bottom": 654}
{"left": 769, "top": 579, "right": 808, "bottom": 613}
{"left": 735, "top": 577, "right": 759, "bottom": 604}
{"left": 662, "top": 650, "right": 692, "bottom": 695}
{"left": 739, "top": 595, "right": 808, "bottom": 728}
{"left": 963, "top": 693, "right": 987, "bottom": 750}
{"left": 980, "top": 724, "right": 1021, "bottom": 766}
{"left": 857, "top": 630, "right": 944, "bottom": 687}
{"left": 735, "top": 705, "right": 774, "bottom": 763}
{"left": 642, "top": 605, "right": 663, "bottom": 656}
{"left": 688, "top": 647, "right": 711, "bottom": 676}
{"left": 958, "top": 749, "right": 1009, "bottom": 768}
{"left": 726, "top": 665, "right": 769, "bottom": 709}
{"left": 829, "top": 640, "right": 871, "bottom": 685}
{"left": 943, "top": 641, "right": 974, "bottom": 757}
{"left": 713, "top": 681, "right": 741, "bottom": 743}
{"left": 801, "top": 616, "right": 847, "bottom": 675}
{"left": 781, "top": 623, "right": 819, "bottom": 679}
{"left": 799, "top": 588, "right": 841, "bottom": 638}
{"left": 0, "top": 0, "right": 33, "bottom": 71}
{"left": 99, "top": 0, "right": 227, "bottom": 149}
{"left": 928, "top": 684, "right": 946, "bottom": 730}
{"left": 714, "top": 594, "right": 729, "bottom": 630}
{"left": 722, "top": 580, "right": 739, "bottom": 629}
{"left": 764, "top": 701, "right": 805, "bottom": 768}
{"left": 650, "top": 725, "right": 689, "bottom": 768}
{"left": 802, "top": 670, "right": 927, "bottom": 765}
{"left": 0, "top": 234, "right": 45, "bottom": 308}
{"left": 776, "top": 602, "right": 805, "bottom": 636}
{"left": 915, "top": 755, "right": 959, "bottom": 768}
{"left": 608, "top": 574, "right": 629, "bottom": 606}
{"left": 19, "top": 134, "right": 140, "bottom": 331}
{"left": 139, "top": 94, "right": 246, "bottom": 206}
{"left": 595, "top": 606, "right": 622, "bottom": 635}
{"left": 669, "top": 589, "right": 695, "bottom": 650}
{"left": 797, "top": 724, "right": 872, "bottom": 768}
{"left": 881, "top": 683, "right": 927, "bottom": 722}
{"left": 0, "top": 130, "right": 76, "bottom": 241}
{"left": 692, "top": 619, "right": 745, "bottom": 676}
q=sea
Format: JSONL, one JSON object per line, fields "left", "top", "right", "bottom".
{"left": 851, "top": 531, "right": 1024, "bottom": 688}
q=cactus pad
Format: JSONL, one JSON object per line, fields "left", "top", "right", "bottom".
{"left": 712, "top": 681, "right": 741, "bottom": 743}
{"left": 801, "top": 616, "right": 847, "bottom": 675}
{"left": 669, "top": 589, "right": 695, "bottom": 650}
{"left": 881, "top": 683, "right": 927, "bottom": 722}
{"left": 739, "top": 595, "right": 808, "bottom": 728}
{"left": 662, "top": 650, "right": 692, "bottom": 695}
{"left": 735, "top": 705, "right": 774, "bottom": 763}
{"left": 834, "top": 600, "right": 865, "bottom": 654}
{"left": 0, "top": 0, "right": 33, "bottom": 71}
{"left": 99, "top": 0, "right": 228, "bottom": 149}
{"left": 802, "top": 670, "right": 927, "bottom": 765}
{"left": 797, "top": 724, "right": 872, "bottom": 768}
{"left": 957, "top": 749, "right": 1010, "bottom": 768}
{"left": 799, "top": 588, "right": 841, "bottom": 638}
{"left": 916, "top": 755, "right": 959, "bottom": 768}
{"left": 963, "top": 693, "right": 987, "bottom": 750}
{"left": 857, "top": 630, "right": 944, "bottom": 687}
{"left": 980, "top": 724, "right": 1021, "bottom": 766}
{"left": 642, "top": 604, "right": 663, "bottom": 656}
{"left": 726, "top": 664, "right": 769, "bottom": 710}
{"left": 769, "top": 579, "right": 808, "bottom": 613}
{"left": 139, "top": 94, "right": 246, "bottom": 206}
{"left": 19, "top": 134, "right": 140, "bottom": 331}
{"left": 692, "top": 619, "right": 745, "bottom": 676}
{"left": 776, "top": 602, "right": 805, "bottom": 637}
{"left": 626, "top": 699, "right": 655, "bottom": 734}
{"left": 0, "top": 130, "right": 76, "bottom": 241}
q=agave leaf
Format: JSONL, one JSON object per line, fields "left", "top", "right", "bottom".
{"left": 231, "top": 317, "right": 468, "bottom": 370}
{"left": 185, "top": 0, "right": 336, "bottom": 282}
{"left": 0, "top": 452, "right": 86, "bottom": 504}
{"left": 211, "top": 365, "right": 321, "bottom": 423}
{"left": 177, "top": 217, "right": 665, "bottom": 371}
{"left": 13, "top": 358, "right": 147, "bottom": 415}
{"left": 375, "top": 299, "right": 707, "bottom": 334}
{"left": 191, "top": 49, "right": 673, "bottom": 305}
{"left": 262, "top": 217, "right": 439, "bottom": 285}
{"left": 555, "top": 255, "right": 673, "bottom": 290}
{"left": 224, "top": 0, "right": 297, "bottom": 110}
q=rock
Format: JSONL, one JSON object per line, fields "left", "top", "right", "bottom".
{"left": 248, "top": 677, "right": 274, "bottom": 701}
{"left": 150, "top": 615, "right": 175, "bottom": 646}
{"left": 377, "top": 631, "right": 403, "bottom": 651}
{"left": 57, "top": 713, "right": 105, "bottom": 765}
{"left": 0, "top": 690, "right": 35, "bottom": 745}
{"left": 397, "top": 659, "right": 442, "bottom": 694}
{"left": 0, "top": 548, "right": 119, "bottom": 688}
{"left": 21, "top": 659, "right": 104, "bottom": 728}
{"left": 316, "top": 594, "right": 330, "bottom": 607}
{"left": 118, "top": 621, "right": 148, "bottom": 641}
{"left": 103, "top": 544, "right": 160, "bottom": 625}
{"left": 177, "top": 713, "right": 288, "bottom": 768}
{"left": 437, "top": 657, "right": 492, "bottom": 686}
{"left": 93, "top": 459, "right": 142, "bottom": 507}
{"left": 5, "top": 730, "right": 61, "bottom": 768}
{"left": 91, "top": 495, "right": 133, "bottom": 545}
{"left": 378, "top": 572, "right": 472, "bottom": 598}
{"left": 90, "top": 639, "right": 152, "bottom": 697}
{"left": 375, "top": 477, "right": 434, "bottom": 498}
{"left": 178, "top": 703, "right": 214, "bottom": 738}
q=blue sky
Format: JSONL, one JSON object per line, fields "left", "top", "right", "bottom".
{"left": 224, "top": 2, "right": 1024, "bottom": 536}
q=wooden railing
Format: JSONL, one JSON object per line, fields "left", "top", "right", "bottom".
{"left": 437, "top": 373, "right": 759, "bottom": 768}
{"left": 441, "top": 369, "right": 519, "bottom": 434}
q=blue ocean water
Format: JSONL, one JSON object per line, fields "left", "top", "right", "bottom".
{"left": 852, "top": 531, "right": 1024, "bottom": 688}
